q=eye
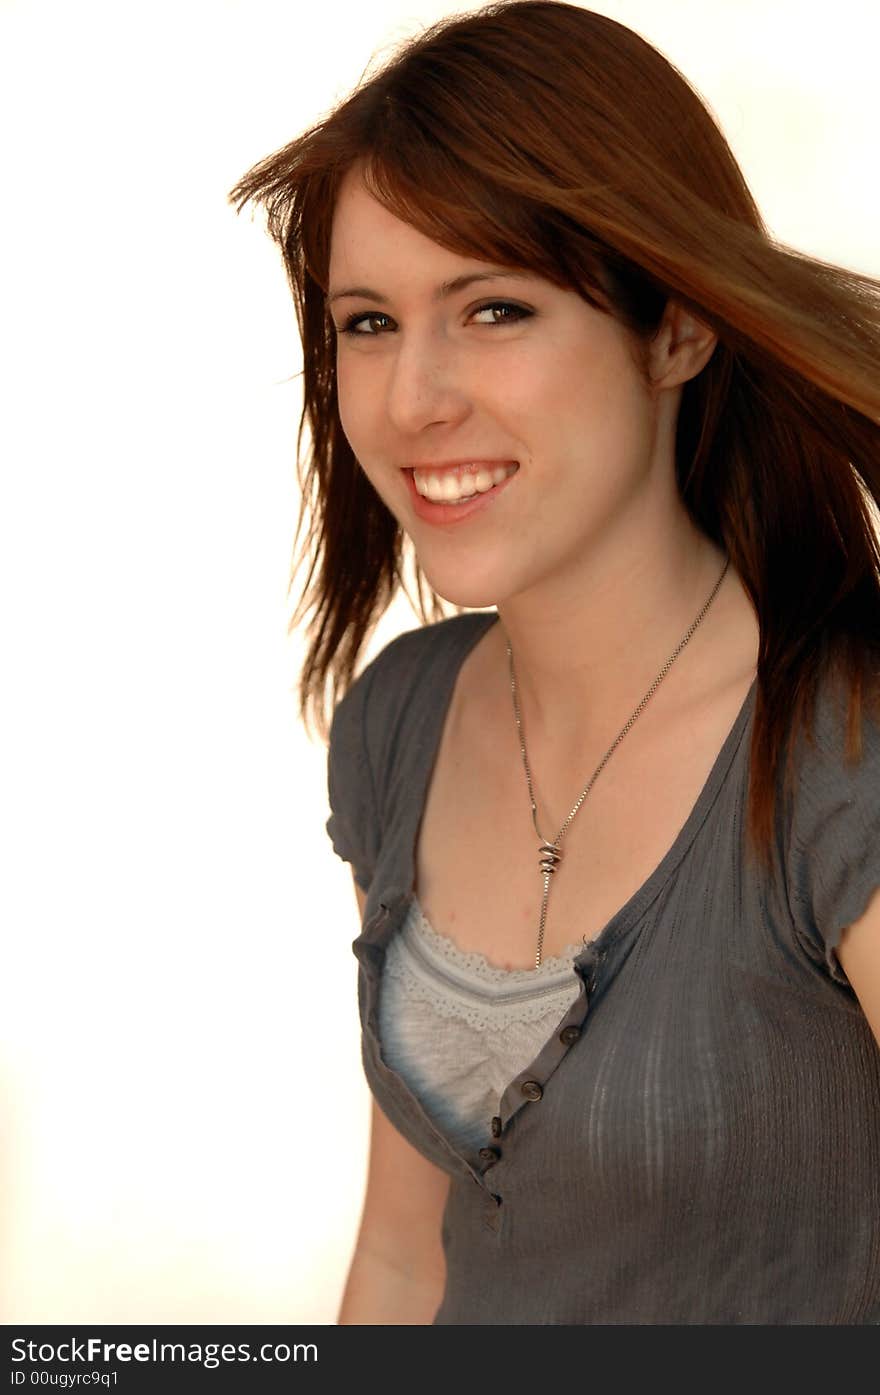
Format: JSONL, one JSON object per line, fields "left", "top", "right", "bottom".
{"left": 470, "top": 301, "right": 532, "bottom": 325}
{"left": 337, "top": 311, "right": 393, "bottom": 336}
{"left": 335, "top": 300, "right": 533, "bottom": 337}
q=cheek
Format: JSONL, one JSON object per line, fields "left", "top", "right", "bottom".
{"left": 335, "top": 365, "right": 391, "bottom": 489}
{"left": 335, "top": 366, "right": 400, "bottom": 506}
{"left": 499, "top": 354, "right": 616, "bottom": 457}
{"left": 505, "top": 344, "right": 645, "bottom": 452}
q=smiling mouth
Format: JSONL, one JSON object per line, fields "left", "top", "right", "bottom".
{"left": 408, "top": 462, "right": 519, "bottom": 504}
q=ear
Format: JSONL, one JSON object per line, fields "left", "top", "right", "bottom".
{"left": 647, "top": 300, "right": 717, "bottom": 390}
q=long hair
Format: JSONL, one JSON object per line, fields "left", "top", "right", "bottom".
{"left": 227, "top": 0, "right": 880, "bottom": 870}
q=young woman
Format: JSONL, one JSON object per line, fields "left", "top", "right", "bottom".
{"left": 229, "top": 2, "right": 880, "bottom": 1324}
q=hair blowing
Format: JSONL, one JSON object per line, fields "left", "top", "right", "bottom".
{"left": 228, "top": 0, "right": 880, "bottom": 871}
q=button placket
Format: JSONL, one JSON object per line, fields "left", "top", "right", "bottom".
{"left": 363, "top": 891, "right": 514, "bottom": 1192}
{"left": 479, "top": 950, "right": 599, "bottom": 1169}
{"left": 493, "top": 967, "right": 591, "bottom": 1126}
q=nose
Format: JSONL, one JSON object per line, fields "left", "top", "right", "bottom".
{"left": 384, "top": 327, "right": 471, "bottom": 436}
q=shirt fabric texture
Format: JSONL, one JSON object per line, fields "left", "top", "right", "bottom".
{"left": 325, "top": 609, "right": 880, "bottom": 1325}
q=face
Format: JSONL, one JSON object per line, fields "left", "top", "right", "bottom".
{"left": 327, "top": 166, "right": 672, "bottom": 612}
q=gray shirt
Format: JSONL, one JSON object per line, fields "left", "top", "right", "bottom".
{"left": 325, "top": 609, "right": 880, "bottom": 1324}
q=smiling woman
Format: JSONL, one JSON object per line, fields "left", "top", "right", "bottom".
{"left": 324, "top": 159, "right": 708, "bottom": 594}
{"left": 324, "top": 164, "right": 702, "bottom": 605}
{"left": 228, "top": 0, "right": 880, "bottom": 1326}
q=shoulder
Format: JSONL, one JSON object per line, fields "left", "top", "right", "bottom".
{"left": 786, "top": 659, "right": 880, "bottom": 815}
{"left": 324, "top": 610, "right": 497, "bottom": 892}
{"left": 783, "top": 658, "right": 880, "bottom": 984}
{"left": 328, "top": 609, "right": 497, "bottom": 773}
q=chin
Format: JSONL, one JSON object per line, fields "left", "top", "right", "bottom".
{"left": 415, "top": 563, "right": 500, "bottom": 613}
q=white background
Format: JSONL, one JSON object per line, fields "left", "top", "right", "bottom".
{"left": 1, "top": 0, "right": 878, "bottom": 1323}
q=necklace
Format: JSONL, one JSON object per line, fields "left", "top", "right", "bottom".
{"left": 506, "top": 555, "right": 731, "bottom": 968}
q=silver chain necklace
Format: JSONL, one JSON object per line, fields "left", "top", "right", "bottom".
{"left": 506, "top": 555, "right": 730, "bottom": 968}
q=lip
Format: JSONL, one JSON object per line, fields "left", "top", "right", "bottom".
{"left": 402, "top": 462, "right": 519, "bottom": 526}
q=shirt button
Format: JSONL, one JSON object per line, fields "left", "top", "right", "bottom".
{"left": 490, "top": 1115, "right": 502, "bottom": 1138}
{"left": 559, "top": 1024, "right": 581, "bottom": 1045}
{"left": 520, "top": 1079, "right": 543, "bottom": 1101}
{"left": 478, "top": 1146, "right": 500, "bottom": 1165}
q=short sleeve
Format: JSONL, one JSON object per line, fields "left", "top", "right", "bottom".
{"left": 785, "top": 676, "right": 880, "bottom": 985}
{"left": 325, "top": 667, "right": 380, "bottom": 894}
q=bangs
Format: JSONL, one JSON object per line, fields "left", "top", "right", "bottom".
{"left": 301, "top": 123, "right": 623, "bottom": 319}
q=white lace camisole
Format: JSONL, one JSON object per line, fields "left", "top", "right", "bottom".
{"left": 378, "top": 894, "right": 584, "bottom": 1157}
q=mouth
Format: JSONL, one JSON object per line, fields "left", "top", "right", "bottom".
{"left": 401, "top": 461, "right": 520, "bottom": 526}
{"left": 408, "top": 461, "right": 518, "bottom": 503}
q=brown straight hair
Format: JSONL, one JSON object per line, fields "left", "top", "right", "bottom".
{"left": 228, "top": 0, "right": 880, "bottom": 871}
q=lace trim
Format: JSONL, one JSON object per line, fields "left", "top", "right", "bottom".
{"left": 381, "top": 901, "right": 583, "bottom": 1031}
{"left": 383, "top": 955, "right": 581, "bottom": 1029}
{"left": 405, "top": 896, "right": 585, "bottom": 980}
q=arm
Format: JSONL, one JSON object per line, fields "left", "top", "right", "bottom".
{"left": 337, "top": 877, "right": 451, "bottom": 1325}
{"left": 837, "top": 883, "right": 880, "bottom": 1052}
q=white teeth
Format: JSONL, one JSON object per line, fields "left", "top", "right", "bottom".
{"left": 413, "top": 463, "right": 518, "bottom": 503}
{"left": 441, "top": 472, "right": 462, "bottom": 501}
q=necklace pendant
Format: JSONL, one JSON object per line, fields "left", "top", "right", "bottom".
{"left": 538, "top": 841, "right": 563, "bottom": 877}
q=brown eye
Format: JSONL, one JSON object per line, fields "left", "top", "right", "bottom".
{"left": 470, "top": 302, "right": 532, "bottom": 324}
{"left": 338, "top": 312, "right": 393, "bottom": 335}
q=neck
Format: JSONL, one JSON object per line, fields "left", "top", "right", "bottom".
{"left": 495, "top": 526, "right": 748, "bottom": 754}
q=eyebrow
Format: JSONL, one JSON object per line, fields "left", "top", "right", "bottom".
{"left": 326, "top": 268, "right": 537, "bottom": 307}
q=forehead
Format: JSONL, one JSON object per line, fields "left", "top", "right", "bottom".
{"left": 328, "top": 166, "right": 490, "bottom": 284}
